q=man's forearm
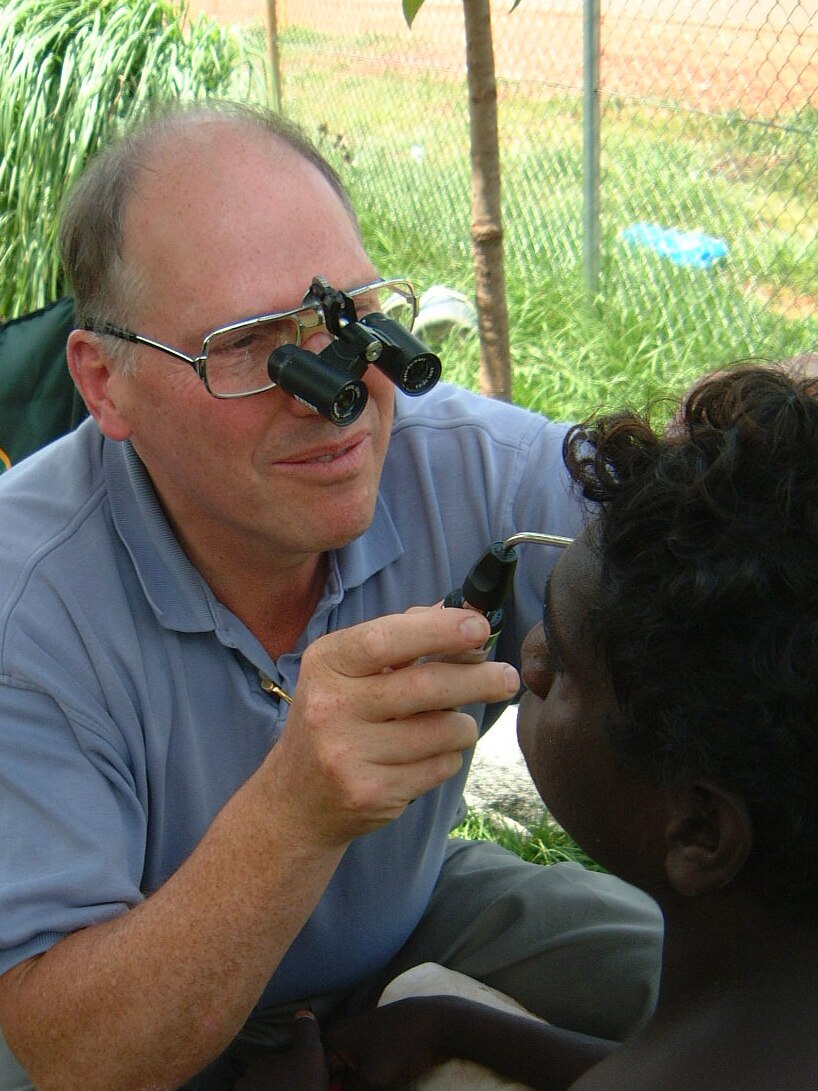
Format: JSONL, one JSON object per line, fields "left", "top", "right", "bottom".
{"left": 0, "top": 764, "right": 345, "bottom": 1091}
{"left": 0, "top": 607, "right": 519, "bottom": 1091}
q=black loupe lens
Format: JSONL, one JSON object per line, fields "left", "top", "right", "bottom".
{"left": 396, "top": 352, "right": 442, "bottom": 394}
{"left": 359, "top": 313, "right": 442, "bottom": 396}
{"left": 330, "top": 381, "right": 368, "bottom": 425}
{"left": 268, "top": 344, "right": 368, "bottom": 426}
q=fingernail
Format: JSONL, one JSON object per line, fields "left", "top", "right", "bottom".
{"left": 294, "top": 1009, "right": 316, "bottom": 1021}
{"left": 460, "top": 614, "right": 488, "bottom": 642}
{"left": 503, "top": 664, "right": 520, "bottom": 693}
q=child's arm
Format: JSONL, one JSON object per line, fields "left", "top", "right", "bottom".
{"left": 233, "top": 1011, "right": 329, "bottom": 1090}
{"left": 327, "top": 995, "right": 618, "bottom": 1090}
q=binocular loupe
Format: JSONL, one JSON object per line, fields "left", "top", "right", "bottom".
{"left": 267, "top": 276, "right": 442, "bottom": 426}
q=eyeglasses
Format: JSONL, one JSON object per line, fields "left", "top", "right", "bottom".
{"left": 82, "top": 278, "right": 418, "bottom": 399}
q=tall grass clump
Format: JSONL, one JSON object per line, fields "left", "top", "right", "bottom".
{"left": 0, "top": 0, "right": 265, "bottom": 320}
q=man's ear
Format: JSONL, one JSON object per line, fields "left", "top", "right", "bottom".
{"left": 67, "top": 330, "right": 133, "bottom": 441}
{"left": 664, "top": 781, "right": 753, "bottom": 897}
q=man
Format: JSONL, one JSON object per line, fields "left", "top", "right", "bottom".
{"left": 0, "top": 102, "right": 661, "bottom": 1090}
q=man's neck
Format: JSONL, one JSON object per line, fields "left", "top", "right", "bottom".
{"left": 231, "top": 554, "right": 330, "bottom": 661}
{"left": 188, "top": 535, "right": 330, "bottom": 661}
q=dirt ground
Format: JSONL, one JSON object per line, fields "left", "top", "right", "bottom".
{"left": 187, "top": 0, "right": 818, "bottom": 116}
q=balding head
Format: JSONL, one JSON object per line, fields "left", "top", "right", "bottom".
{"left": 59, "top": 101, "right": 357, "bottom": 344}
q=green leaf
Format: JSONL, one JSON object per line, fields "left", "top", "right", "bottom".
{"left": 402, "top": 0, "right": 425, "bottom": 27}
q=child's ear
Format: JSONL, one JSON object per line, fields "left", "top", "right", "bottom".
{"left": 67, "top": 330, "right": 133, "bottom": 442}
{"left": 664, "top": 781, "right": 753, "bottom": 897}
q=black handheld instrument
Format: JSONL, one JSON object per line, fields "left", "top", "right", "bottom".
{"left": 443, "top": 532, "right": 574, "bottom": 656}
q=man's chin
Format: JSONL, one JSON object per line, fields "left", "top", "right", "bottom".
{"left": 308, "top": 499, "right": 379, "bottom": 554}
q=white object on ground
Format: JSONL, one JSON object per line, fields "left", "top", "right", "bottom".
{"left": 413, "top": 286, "right": 478, "bottom": 342}
{"left": 378, "top": 962, "right": 545, "bottom": 1091}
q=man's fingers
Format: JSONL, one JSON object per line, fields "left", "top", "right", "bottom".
{"left": 272, "top": 608, "right": 518, "bottom": 844}
{"left": 362, "top": 710, "right": 478, "bottom": 766}
{"left": 294, "top": 658, "right": 519, "bottom": 739}
{"left": 310, "top": 608, "right": 492, "bottom": 680}
{"left": 398, "top": 709, "right": 480, "bottom": 758}
{"left": 357, "top": 659, "right": 520, "bottom": 722}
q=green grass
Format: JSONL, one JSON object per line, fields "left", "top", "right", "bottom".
{"left": 452, "top": 807, "right": 605, "bottom": 872}
{"left": 273, "top": 29, "right": 816, "bottom": 422}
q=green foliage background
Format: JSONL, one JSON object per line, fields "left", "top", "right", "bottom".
{"left": 0, "top": 0, "right": 264, "bottom": 321}
{"left": 3, "top": 0, "right": 814, "bottom": 431}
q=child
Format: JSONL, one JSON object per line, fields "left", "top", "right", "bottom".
{"left": 236, "top": 363, "right": 818, "bottom": 1089}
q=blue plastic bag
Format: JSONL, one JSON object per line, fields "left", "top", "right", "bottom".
{"left": 620, "top": 222, "right": 729, "bottom": 268}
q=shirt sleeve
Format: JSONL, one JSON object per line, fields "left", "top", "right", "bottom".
{"left": 0, "top": 677, "right": 146, "bottom": 976}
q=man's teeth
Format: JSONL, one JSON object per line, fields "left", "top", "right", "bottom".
{"left": 308, "top": 447, "right": 348, "bottom": 463}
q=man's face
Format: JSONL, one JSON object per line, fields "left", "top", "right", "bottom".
{"left": 104, "top": 125, "right": 396, "bottom": 566}
{"left": 516, "top": 539, "right": 667, "bottom": 884}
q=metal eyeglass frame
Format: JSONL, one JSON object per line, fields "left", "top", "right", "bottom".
{"left": 81, "top": 277, "right": 419, "bottom": 399}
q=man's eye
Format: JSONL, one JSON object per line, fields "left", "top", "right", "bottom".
{"left": 210, "top": 323, "right": 292, "bottom": 360}
{"left": 210, "top": 333, "right": 255, "bottom": 358}
{"left": 352, "top": 292, "right": 379, "bottom": 318}
{"left": 224, "top": 333, "right": 255, "bottom": 354}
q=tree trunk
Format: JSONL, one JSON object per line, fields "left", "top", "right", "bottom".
{"left": 463, "top": 0, "right": 512, "bottom": 401}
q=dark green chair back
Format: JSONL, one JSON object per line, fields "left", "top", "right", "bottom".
{"left": 0, "top": 298, "right": 86, "bottom": 473}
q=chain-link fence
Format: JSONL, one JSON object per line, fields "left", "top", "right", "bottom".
{"left": 267, "top": 0, "right": 815, "bottom": 378}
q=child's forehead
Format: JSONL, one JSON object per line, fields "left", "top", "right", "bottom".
{"left": 545, "top": 537, "right": 603, "bottom": 656}
{"left": 547, "top": 535, "right": 600, "bottom": 616}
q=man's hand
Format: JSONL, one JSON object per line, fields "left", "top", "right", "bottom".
{"left": 261, "top": 606, "right": 520, "bottom": 847}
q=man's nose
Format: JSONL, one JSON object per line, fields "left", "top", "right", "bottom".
{"left": 300, "top": 328, "right": 333, "bottom": 354}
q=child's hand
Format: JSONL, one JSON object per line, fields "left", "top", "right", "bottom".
{"left": 325, "top": 997, "right": 454, "bottom": 1089}
{"left": 233, "top": 1011, "right": 329, "bottom": 1090}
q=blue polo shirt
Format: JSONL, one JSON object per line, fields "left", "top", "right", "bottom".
{"left": 0, "top": 382, "right": 582, "bottom": 1008}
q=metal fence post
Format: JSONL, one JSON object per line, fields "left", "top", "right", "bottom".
{"left": 583, "top": 0, "right": 601, "bottom": 301}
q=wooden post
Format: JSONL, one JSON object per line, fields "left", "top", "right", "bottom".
{"left": 265, "top": 0, "right": 283, "bottom": 112}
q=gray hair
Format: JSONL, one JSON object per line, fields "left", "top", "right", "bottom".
{"left": 58, "top": 100, "right": 359, "bottom": 371}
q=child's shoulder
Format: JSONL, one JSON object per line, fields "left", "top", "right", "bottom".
{"left": 570, "top": 980, "right": 818, "bottom": 1091}
{"left": 571, "top": 1037, "right": 818, "bottom": 1091}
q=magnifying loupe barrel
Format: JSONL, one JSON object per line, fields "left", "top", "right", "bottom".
{"left": 267, "top": 344, "right": 368, "bottom": 426}
{"left": 360, "top": 312, "right": 442, "bottom": 395}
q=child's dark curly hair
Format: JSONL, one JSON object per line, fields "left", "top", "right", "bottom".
{"left": 563, "top": 364, "right": 818, "bottom": 902}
